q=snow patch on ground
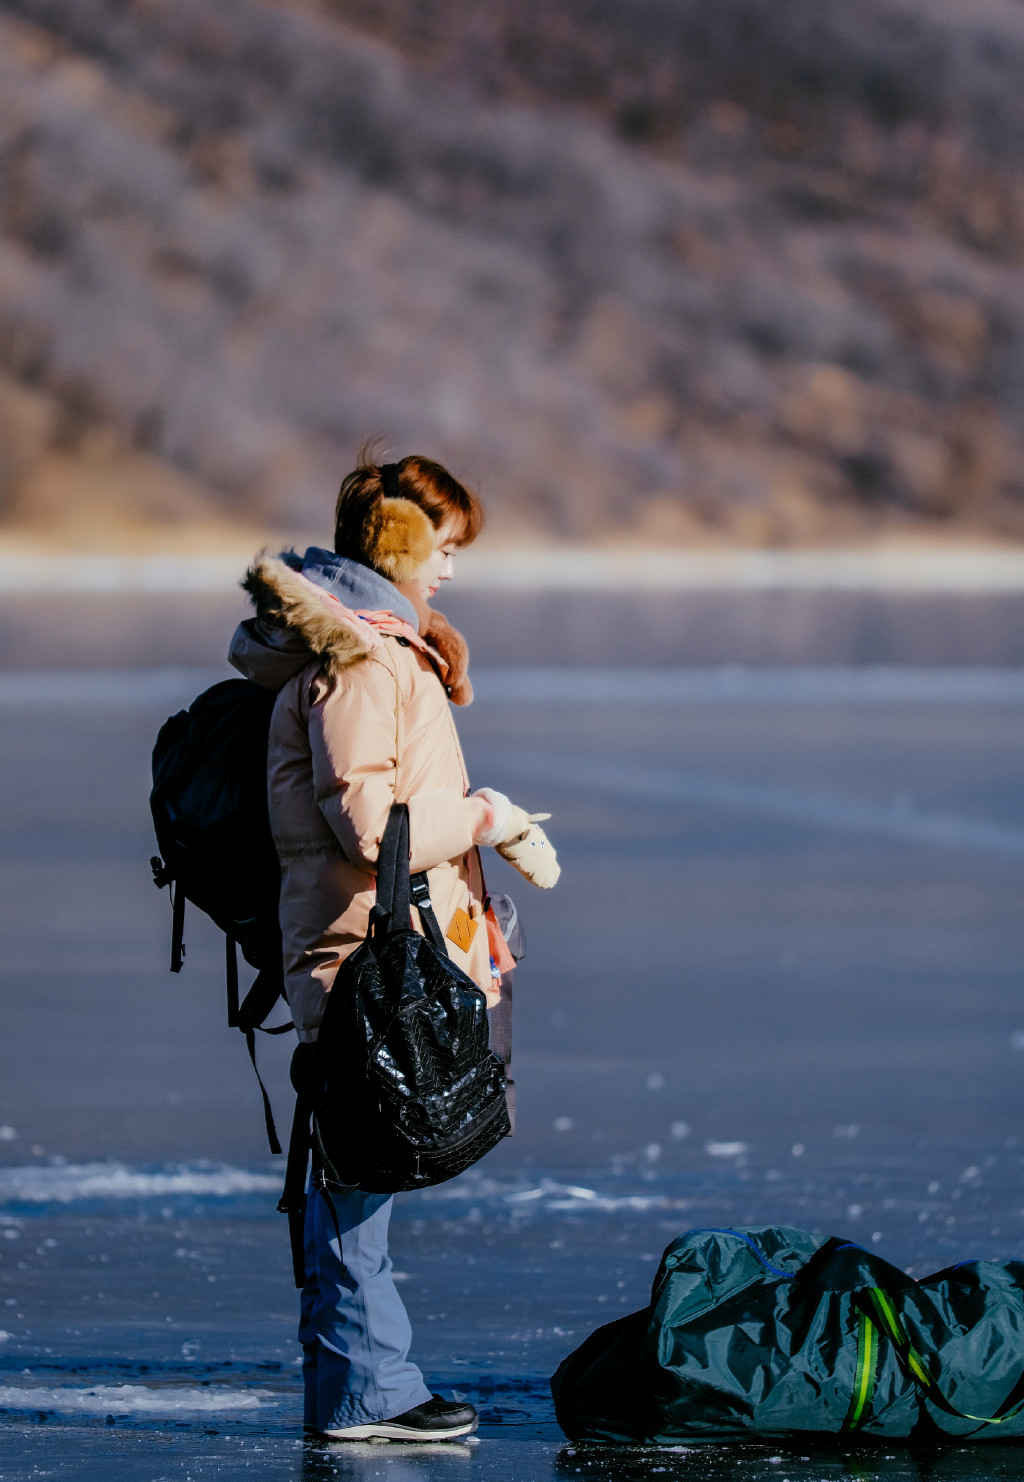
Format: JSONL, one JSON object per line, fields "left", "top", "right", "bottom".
{"left": 0, "top": 1383, "right": 277, "bottom": 1414}
{"left": 0, "top": 1162, "right": 279, "bottom": 1205}
{"left": 705, "top": 1141, "right": 749, "bottom": 1158}
{"left": 0, "top": 1161, "right": 687, "bottom": 1218}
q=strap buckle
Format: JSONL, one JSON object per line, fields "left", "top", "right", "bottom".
{"left": 409, "top": 873, "right": 433, "bottom": 914}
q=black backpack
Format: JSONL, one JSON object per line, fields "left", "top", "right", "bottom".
{"left": 311, "top": 802, "right": 510, "bottom": 1195}
{"left": 150, "top": 678, "right": 290, "bottom": 1151}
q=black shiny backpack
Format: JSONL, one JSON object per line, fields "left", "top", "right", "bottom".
{"left": 313, "top": 803, "right": 511, "bottom": 1195}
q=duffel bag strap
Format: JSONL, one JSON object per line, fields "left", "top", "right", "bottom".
{"left": 860, "top": 1286, "right": 1024, "bottom": 1427}
{"left": 843, "top": 1309, "right": 879, "bottom": 1432}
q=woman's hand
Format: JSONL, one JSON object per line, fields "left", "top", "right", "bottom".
{"left": 471, "top": 787, "right": 560, "bottom": 889}
{"left": 468, "top": 794, "right": 496, "bottom": 843}
{"left": 471, "top": 787, "right": 546, "bottom": 846}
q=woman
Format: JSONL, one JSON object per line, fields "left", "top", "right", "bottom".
{"left": 229, "top": 452, "right": 559, "bottom": 1442}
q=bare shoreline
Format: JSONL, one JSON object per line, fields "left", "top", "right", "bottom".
{"left": 6, "top": 539, "right": 1024, "bottom": 592}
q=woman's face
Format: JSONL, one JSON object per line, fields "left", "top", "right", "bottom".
{"left": 394, "top": 517, "right": 460, "bottom": 622}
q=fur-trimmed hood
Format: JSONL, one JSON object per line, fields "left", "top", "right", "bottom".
{"left": 228, "top": 549, "right": 473, "bottom": 704}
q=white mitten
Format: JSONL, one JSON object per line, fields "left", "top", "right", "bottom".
{"left": 496, "top": 821, "right": 560, "bottom": 889}
{"left": 473, "top": 787, "right": 560, "bottom": 889}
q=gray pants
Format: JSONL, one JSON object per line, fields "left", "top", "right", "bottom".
{"left": 299, "top": 1184, "right": 431, "bottom": 1431}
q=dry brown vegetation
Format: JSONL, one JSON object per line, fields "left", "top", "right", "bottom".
{"left": 0, "top": 0, "right": 1022, "bottom": 544}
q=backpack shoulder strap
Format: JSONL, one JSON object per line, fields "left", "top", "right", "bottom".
{"left": 371, "top": 804, "right": 411, "bottom": 938}
{"left": 409, "top": 871, "right": 448, "bottom": 954}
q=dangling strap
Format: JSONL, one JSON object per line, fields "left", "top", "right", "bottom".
{"left": 245, "top": 1027, "right": 282, "bottom": 1155}
{"left": 239, "top": 967, "right": 293, "bottom": 1036}
{"left": 317, "top": 1181, "right": 344, "bottom": 1260}
{"left": 150, "top": 856, "right": 186, "bottom": 972}
{"left": 225, "top": 936, "right": 285, "bottom": 1153}
{"left": 860, "top": 1287, "right": 1024, "bottom": 1427}
{"left": 226, "top": 935, "right": 240, "bottom": 1027}
{"left": 277, "top": 1091, "right": 313, "bottom": 1288}
{"left": 170, "top": 881, "right": 185, "bottom": 973}
{"left": 304, "top": 1137, "right": 350, "bottom": 1283}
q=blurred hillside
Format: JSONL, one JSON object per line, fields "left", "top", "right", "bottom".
{"left": 0, "top": 0, "right": 1023, "bottom": 546}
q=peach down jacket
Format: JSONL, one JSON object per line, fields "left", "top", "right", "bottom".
{"left": 228, "top": 548, "right": 494, "bottom": 1043}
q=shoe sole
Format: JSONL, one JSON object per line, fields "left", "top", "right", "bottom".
{"left": 320, "top": 1418, "right": 477, "bottom": 1442}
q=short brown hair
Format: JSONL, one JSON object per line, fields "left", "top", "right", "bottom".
{"left": 334, "top": 443, "right": 483, "bottom": 560}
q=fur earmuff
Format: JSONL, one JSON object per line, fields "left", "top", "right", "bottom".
{"left": 361, "top": 497, "right": 435, "bottom": 584}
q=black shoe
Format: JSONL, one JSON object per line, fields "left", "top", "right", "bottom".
{"left": 320, "top": 1395, "right": 479, "bottom": 1441}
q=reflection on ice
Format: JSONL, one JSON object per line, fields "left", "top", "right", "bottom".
{"left": 420, "top": 1175, "right": 686, "bottom": 1215}
{"left": 554, "top": 1441, "right": 1024, "bottom": 1481}
{"left": 300, "top": 1436, "right": 476, "bottom": 1482}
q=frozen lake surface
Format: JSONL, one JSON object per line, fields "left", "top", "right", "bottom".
{"left": 1, "top": 590, "right": 1022, "bottom": 1479}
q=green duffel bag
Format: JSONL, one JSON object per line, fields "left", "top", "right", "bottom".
{"left": 550, "top": 1225, "right": 1024, "bottom": 1445}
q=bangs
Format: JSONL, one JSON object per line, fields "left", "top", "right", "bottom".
{"left": 438, "top": 492, "right": 484, "bottom": 547}
{"left": 402, "top": 457, "right": 484, "bottom": 547}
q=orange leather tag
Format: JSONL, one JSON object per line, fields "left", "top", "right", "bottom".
{"left": 446, "top": 907, "right": 478, "bottom": 953}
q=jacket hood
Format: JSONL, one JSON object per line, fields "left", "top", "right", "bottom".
{"left": 229, "top": 551, "right": 385, "bottom": 692}
{"left": 226, "top": 551, "right": 474, "bottom": 705}
{"left": 228, "top": 548, "right": 474, "bottom": 705}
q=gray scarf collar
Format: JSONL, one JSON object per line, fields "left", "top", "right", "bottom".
{"left": 286, "top": 547, "right": 419, "bottom": 630}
